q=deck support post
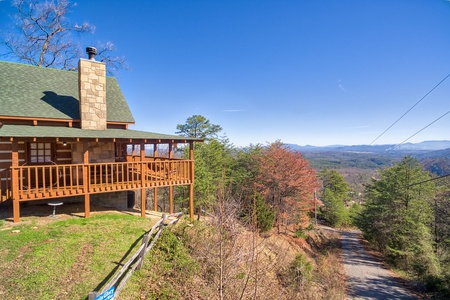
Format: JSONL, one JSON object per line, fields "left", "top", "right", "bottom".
{"left": 141, "top": 188, "right": 146, "bottom": 217}
{"left": 83, "top": 143, "right": 90, "bottom": 218}
{"left": 13, "top": 199, "right": 20, "bottom": 223}
{"left": 189, "top": 184, "right": 194, "bottom": 220}
{"left": 84, "top": 193, "right": 90, "bottom": 218}
{"left": 189, "top": 141, "right": 195, "bottom": 220}
{"left": 168, "top": 142, "right": 173, "bottom": 214}
{"left": 11, "top": 141, "right": 20, "bottom": 223}
{"left": 153, "top": 143, "right": 158, "bottom": 212}
{"left": 153, "top": 188, "right": 158, "bottom": 211}
{"left": 140, "top": 143, "right": 146, "bottom": 218}
{"left": 169, "top": 187, "right": 173, "bottom": 214}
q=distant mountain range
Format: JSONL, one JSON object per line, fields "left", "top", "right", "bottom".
{"left": 287, "top": 140, "right": 450, "bottom": 156}
{"left": 288, "top": 140, "right": 450, "bottom": 178}
{"left": 285, "top": 141, "right": 450, "bottom": 191}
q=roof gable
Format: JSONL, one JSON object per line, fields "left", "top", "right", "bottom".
{"left": 0, "top": 61, "right": 135, "bottom": 123}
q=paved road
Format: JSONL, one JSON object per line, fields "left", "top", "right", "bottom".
{"left": 341, "top": 230, "right": 417, "bottom": 300}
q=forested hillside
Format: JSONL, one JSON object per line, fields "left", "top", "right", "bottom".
{"left": 302, "top": 151, "right": 399, "bottom": 170}
{"left": 301, "top": 146, "right": 450, "bottom": 197}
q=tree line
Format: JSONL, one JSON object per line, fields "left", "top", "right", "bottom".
{"left": 176, "top": 115, "right": 319, "bottom": 235}
{"left": 162, "top": 115, "right": 344, "bottom": 299}
{"left": 176, "top": 115, "right": 450, "bottom": 297}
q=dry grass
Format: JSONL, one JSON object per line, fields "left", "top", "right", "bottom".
{"left": 119, "top": 219, "right": 345, "bottom": 300}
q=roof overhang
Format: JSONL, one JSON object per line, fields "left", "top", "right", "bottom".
{"left": 0, "top": 124, "right": 203, "bottom": 144}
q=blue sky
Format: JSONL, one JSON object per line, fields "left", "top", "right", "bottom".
{"left": 1, "top": 0, "right": 450, "bottom": 147}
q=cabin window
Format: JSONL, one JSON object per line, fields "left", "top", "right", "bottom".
{"left": 29, "top": 142, "right": 54, "bottom": 163}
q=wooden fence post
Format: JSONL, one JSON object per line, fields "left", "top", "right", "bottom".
{"left": 137, "top": 234, "right": 150, "bottom": 270}
{"left": 88, "top": 212, "right": 182, "bottom": 299}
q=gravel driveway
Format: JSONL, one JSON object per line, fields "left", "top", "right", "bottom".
{"left": 341, "top": 230, "right": 417, "bottom": 300}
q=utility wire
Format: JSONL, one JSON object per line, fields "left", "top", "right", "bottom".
{"left": 408, "top": 173, "right": 450, "bottom": 187}
{"left": 384, "top": 110, "right": 450, "bottom": 188}
{"left": 390, "top": 109, "right": 450, "bottom": 149}
{"left": 366, "top": 72, "right": 450, "bottom": 147}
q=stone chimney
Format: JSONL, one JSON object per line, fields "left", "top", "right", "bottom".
{"left": 78, "top": 47, "right": 107, "bottom": 130}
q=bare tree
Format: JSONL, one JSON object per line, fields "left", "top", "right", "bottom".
{"left": 187, "top": 186, "right": 287, "bottom": 300}
{"left": 94, "top": 41, "right": 126, "bottom": 75}
{"left": 1, "top": 0, "right": 125, "bottom": 75}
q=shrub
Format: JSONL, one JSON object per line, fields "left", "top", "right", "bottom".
{"left": 294, "top": 228, "right": 308, "bottom": 239}
{"left": 424, "top": 274, "right": 450, "bottom": 298}
{"left": 291, "top": 253, "right": 313, "bottom": 285}
{"left": 348, "top": 203, "right": 362, "bottom": 226}
{"left": 254, "top": 194, "right": 275, "bottom": 232}
{"left": 278, "top": 253, "right": 313, "bottom": 290}
{"left": 240, "top": 193, "right": 276, "bottom": 232}
{"left": 305, "top": 223, "right": 315, "bottom": 231}
{"left": 133, "top": 228, "right": 200, "bottom": 300}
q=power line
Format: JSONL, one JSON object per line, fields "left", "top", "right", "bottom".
{"left": 391, "top": 109, "right": 450, "bottom": 149}
{"left": 408, "top": 173, "right": 450, "bottom": 187}
{"left": 391, "top": 110, "right": 450, "bottom": 187}
{"left": 366, "top": 72, "right": 450, "bottom": 147}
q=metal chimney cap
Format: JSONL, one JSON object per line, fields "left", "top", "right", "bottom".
{"left": 86, "top": 47, "right": 97, "bottom": 60}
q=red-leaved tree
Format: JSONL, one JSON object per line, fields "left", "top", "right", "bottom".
{"left": 252, "top": 141, "right": 318, "bottom": 232}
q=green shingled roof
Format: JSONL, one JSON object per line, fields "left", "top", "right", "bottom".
{"left": 0, "top": 61, "right": 135, "bottom": 123}
{"left": 0, "top": 124, "right": 201, "bottom": 142}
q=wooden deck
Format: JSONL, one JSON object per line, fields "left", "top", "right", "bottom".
{"left": 1, "top": 160, "right": 192, "bottom": 202}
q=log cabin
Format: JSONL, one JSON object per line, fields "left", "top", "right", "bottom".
{"left": 0, "top": 47, "right": 201, "bottom": 223}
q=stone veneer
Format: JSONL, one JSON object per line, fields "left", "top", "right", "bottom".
{"left": 30, "top": 191, "right": 131, "bottom": 210}
{"left": 71, "top": 141, "right": 115, "bottom": 163}
{"left": 78, "top": 58, "right": 107, "bottom": 130}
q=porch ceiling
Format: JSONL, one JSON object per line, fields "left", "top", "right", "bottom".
{"left": 0, "top": 124, "right": 202, "bottom": 143}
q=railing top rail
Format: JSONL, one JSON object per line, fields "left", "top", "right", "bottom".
{"left": 10, "top": 160, "right": 193, "bottom": 169}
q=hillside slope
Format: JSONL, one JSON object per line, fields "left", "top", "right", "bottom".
{"left": 120, "top": 220, "right": 345, "bottom": 300}
{"left": 0, "top": 208, "right": 345, "bottom": 300}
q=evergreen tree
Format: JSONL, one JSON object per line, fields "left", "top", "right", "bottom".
{"left": 431, "top": 177, "right": 450, "bottom": 295}
{"left": 191, "top": 139, "right": 235, "bottom": 212}
{"left": 321, "top": 188, "right": 349, "bottom": 227}
{"left": 319, "top": 169, "right": 349, "bottom": 201}
{"left": 176, "top": 116, "right": 235, "bottom": 216}
{"left": 319, "top": 169, "right": 350, "bottom": 227}
{"left": 360, "top": 156, "right": 438, "bottom": 277}
{"left": 176, "top": 115, "right": 223, "bottom": 140}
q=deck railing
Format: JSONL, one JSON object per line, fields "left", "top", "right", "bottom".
{"left": 10, "top": 160, "right": 193, "bottom": 201}
{"left": 0, "top": 168, "right": 11, "bottom": 202}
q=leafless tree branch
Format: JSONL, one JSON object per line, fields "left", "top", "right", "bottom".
{"left": 1, "top": 0, "right": 126, "bottom": 75}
